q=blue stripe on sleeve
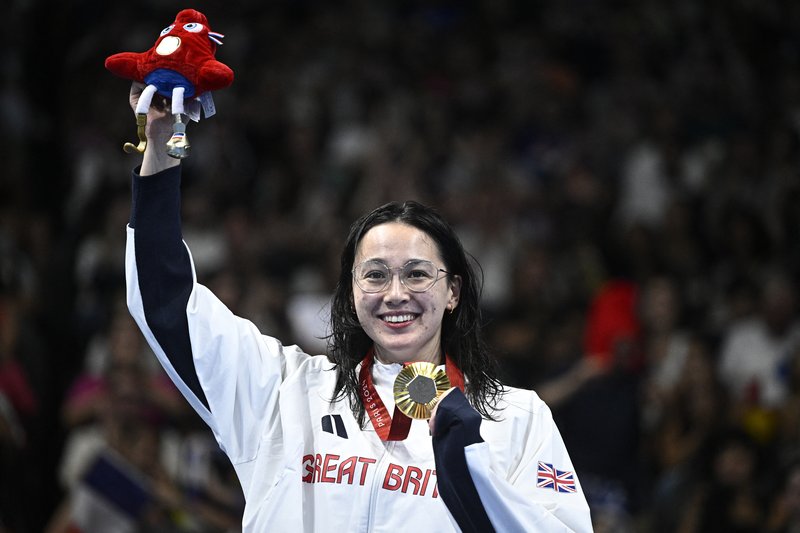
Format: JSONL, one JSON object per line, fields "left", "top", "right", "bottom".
{"left": 130, "top": 166, "right": 210, "bottom": 410}
{"left": 432, "top": 388, "right": 495, "bottom": 533}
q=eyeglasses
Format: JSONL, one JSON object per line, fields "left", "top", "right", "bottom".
{"left": 352, "top": 259, "right": 451, "bottom": 293}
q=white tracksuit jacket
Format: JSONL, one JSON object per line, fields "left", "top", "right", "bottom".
{"left": 125, "top": 165, "right": 593, "bottom": 532}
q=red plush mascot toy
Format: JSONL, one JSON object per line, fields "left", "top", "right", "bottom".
{"left": 105, "top": 9, "right": 234, "bottom": 158}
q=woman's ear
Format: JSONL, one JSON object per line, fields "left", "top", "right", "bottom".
{"left": 448, "top": 275, "right": 462, "bottom": 311}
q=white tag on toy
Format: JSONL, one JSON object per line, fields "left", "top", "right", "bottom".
{"left": 185, "top": 98, "right": 202, "bottom": 122}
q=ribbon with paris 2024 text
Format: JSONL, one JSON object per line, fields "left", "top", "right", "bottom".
{"left": 358, "top": 348, "right": 464, "bottom": 441}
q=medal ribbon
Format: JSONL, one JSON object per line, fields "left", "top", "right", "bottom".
{"left": 358, "top": 348, "right": 464, "bottom": 441}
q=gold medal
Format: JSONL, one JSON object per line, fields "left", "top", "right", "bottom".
{"left": 393, "top": 362, "right": 451, "bottom": 419}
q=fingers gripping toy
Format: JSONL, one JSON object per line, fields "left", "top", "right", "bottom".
{"left": 105, "top": 9, "right": 234, "bottom": 158}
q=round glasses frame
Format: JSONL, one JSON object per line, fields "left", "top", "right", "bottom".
{"left": 352, "top": 260, "right": 452, "bottom": 294}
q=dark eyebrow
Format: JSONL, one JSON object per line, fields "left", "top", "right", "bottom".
{"left": 403, "top": 259, "right": 433, "bottom": 267}
{"left": 358, "top": 258, "right": 432, "bottom": 266}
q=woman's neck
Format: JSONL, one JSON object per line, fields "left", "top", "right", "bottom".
{"left": 372, "top": 346, "right": 442, "bottom": 366}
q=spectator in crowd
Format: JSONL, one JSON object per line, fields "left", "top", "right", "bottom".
{"left": 48, "top": 313, "right": 243, "bottom": 532}
{"left": 675, "top": 429, "right": 766, "bottom": 533}
{"left": 718, "top": 268, "right": 800, "bottom": 444}
{"left": 647, "top": 335, "right": 729, "bottom": 533}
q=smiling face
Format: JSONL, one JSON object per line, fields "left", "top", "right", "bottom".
{"left": 353, "top": 222, "right": 460, "bottom": 365}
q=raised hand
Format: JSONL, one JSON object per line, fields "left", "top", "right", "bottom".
{"left": 129, "top": 82, "right": 181, "bottom": 175}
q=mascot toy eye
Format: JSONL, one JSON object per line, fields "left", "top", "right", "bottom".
{"left": 105, "top": 9, "right": 234, "bottom": 158}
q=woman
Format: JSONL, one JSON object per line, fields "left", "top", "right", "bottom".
{"left": 124, "top": 82, "right": 592, "bottom": 532}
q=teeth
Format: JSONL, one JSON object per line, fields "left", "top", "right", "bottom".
{"left": 384, "top": 314, "right": 415, "bottom": 323}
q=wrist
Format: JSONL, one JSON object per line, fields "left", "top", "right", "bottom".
{"left": 141, "top": 145, "right": 181, "bottom": 176}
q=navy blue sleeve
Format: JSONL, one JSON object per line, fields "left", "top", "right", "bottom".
{"left": 130, "top": 165, "right": 209, "bottom": 410}
{"left": 432, "top": 388, "right": 495, "bottom": 533}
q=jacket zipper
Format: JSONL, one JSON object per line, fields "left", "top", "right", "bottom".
{"left": 365, "top": 442, "right": 393, "bottom": 531}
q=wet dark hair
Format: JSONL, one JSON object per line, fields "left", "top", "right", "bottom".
{"left": 327, "top": 200, "right": 503, "bottom": 425}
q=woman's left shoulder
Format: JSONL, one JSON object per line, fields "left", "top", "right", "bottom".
{"left": 490, "top": 385, "right": 553, "bottom": 421}
{"left": 480, "top": 386, "right": 557, "bottom": 449}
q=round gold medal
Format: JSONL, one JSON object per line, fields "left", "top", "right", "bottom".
{"left": 393, "top": 362, "right": 451, "bottom": 419}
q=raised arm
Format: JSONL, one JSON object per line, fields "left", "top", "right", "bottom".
{"left": 124, "top": 82, "right": 308, "bottom": 469}
{"left": 125, "top": 82, "right": 207, "bottom": 416}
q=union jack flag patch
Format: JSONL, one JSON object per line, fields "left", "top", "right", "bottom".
{"left": 536, "top": 462, "right": 577, "bottom": 493}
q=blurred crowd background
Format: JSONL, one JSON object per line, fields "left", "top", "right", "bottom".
{"left": 3, "top": 0, "right": 800, "bottom": 531}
